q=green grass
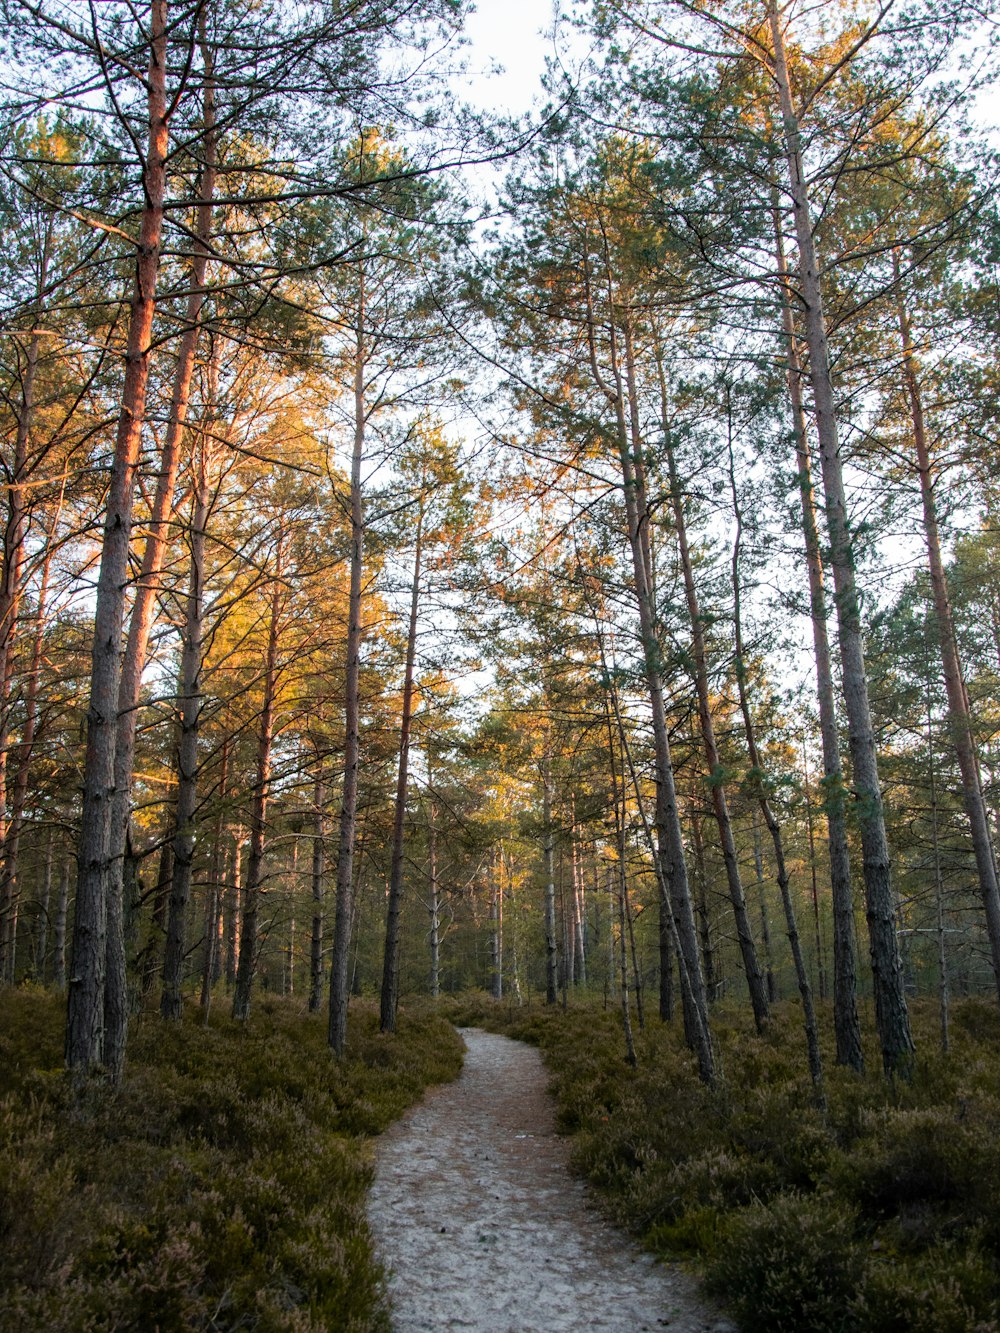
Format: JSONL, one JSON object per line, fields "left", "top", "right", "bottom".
{"left": 0, "top": 987, "right": 463, "bottom": 1332}
{"left": 445, "top": 992, "right": 1000, "bottom": 1332}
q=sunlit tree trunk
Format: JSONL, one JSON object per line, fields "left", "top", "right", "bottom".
{"left": 542, "top": 752, "right": 559, "bottom": 1004}
{"left": 104, "top": 32, "right": 217, "bottom": 1072}
{"left": 67, "top": 0, "right": 169, "bottom": 1078}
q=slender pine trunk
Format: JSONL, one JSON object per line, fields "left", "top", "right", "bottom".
{"left": 769, "top": 1, "right": 913, "bottom": 1074}
{"left": 380, "top": 508, "right": 423, "bottom": 1032}
{"left": 232, "top": 538, "right": 284, "bottom": 1022}
{"left": 329, "top": 285, "right": 366, "bottom": 1057}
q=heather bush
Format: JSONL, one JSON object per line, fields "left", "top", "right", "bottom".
{"left": 0, "top": 992, "right": 462, "bottom": 1332}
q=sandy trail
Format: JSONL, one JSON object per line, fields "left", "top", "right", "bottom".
{"left": 368, "top": 1027, "right": 733, "bottom": 1333}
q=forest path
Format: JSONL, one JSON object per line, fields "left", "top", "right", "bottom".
{"left": 368, "top": 1027, "right": 733, "bottom": 1333}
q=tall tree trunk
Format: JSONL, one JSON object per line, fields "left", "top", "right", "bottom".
{"left": 329, "top": 284, "right": 366, "bottom": 1058}
{"left": 67, "top": 1, "right": 169, "bottom": 1078}
{"left": 769, "top": 1, "right": 913, "bottom": 1074}
{"left": 0, "top": 229, "right": 52, "bottom": 980}
{"left": 542, "top": 753, "right": 559, "bottom": 1005}
{"left": 34, "top": 830, "right": 53, "bottom": 981}
{"left": 773, "top": 200, "right": 862, "bottom": 1069}
{"left": 309, "top": 774, "right": 325, "bottom": 1013}
{"left": 232, "top": 537, "right": 284, "bottom": 1022}
{"left": 801, "top": 746, "right": 829, "bottom": 1002}
{"left": 605, "top": 696, "right": 637, "bottom": 1065}
{"left": 380, "top": 507, "right": 423, "bottom": 1032}
{"left": 1, "top": 492, "right": 61, "bottom": 982}
{"left": 583, "top": 262, "right": 708, "bottom": 1062}
{"left": 104, "top": 33, "right": 217, "bottom": 1075}
{"left": 661, "top": 420, "right": 769, "bottom": 1032}
{"left": 53, "top": 856, "right": 70, "bottom": 989}
{"left": 225, "top": 834, "right": 242, "bottom": 988}
{"left": 689, "top": 800, "right": 717, "bottom": 1001}
{"left": 490, "top": 849, "right": 503, "bottom": 999}
{"left": 894, "top": 255, "right": 1000, "bottom": 1004}
{"left": 161, "top": 443, "right": 210, "bottom": 1019}
{"left": 730, "top": 447, "right": 824, "bottom": 1097}
{"left": 428, "top": 751, "right": 440, "bottom": 999}
{"left": 200, "top": 740, "right": 228, "bottom": 1013}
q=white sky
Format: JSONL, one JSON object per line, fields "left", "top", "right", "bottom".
{"left": 459, "top": 0, "right": 564, "bottom": 116}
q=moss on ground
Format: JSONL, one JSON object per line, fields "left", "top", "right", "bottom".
{"left": 0, "top": 989, "right": 463, "bottom": 1332}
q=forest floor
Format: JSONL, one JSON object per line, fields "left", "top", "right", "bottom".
{"left": 368, "top": 1027, "right": 734, "bottom": 1333}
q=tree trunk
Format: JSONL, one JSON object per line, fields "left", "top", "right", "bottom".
{"left": 730, "top": 448, "right": 824, "bottom": 1098}
{"left": 662, "top": 423, "right": 769, "bottom": 1032}
{"left": 769, "top": 0, "right": 913, "bottom": 1075}
{"left": 200, "top": 740, "right": 228, "bottom": 1015}
{"left": 773, "top": 200, "right": 862, "bottom": 1069}
{"left": 53, "top": 856, "right": 70, "bottom": 989}
{"left": 583, "top": 268, "right": 708, "bottom": 1064}
{"left": 309, "top": 775, "right": 325, "bottom": 1013}
{"left": 380, "top": 507, "right": 423, "bottom": 1032}
{"left": 894, "top": 256, "right": 1000, "bottom": 1005}
{"left": 161, "top": 446, "right": 210, "bottom": 1019}
{"left": 232, "top": 537, "right": 284, "bottom": 1022}
{"left": 329, "top": 284, "right": 366, "bottom": 1058}
{"left": 542, "top": 754, "right": 559, "bottom": 1005}
{"left": 67, "top": 0, "right": 169, "bottom": 1079}
{"left": 0, "top": 493, "right": 60, "bottom": 982}
{"left": 428, "top": 755, "right": 440, "bottom": 999}
{"left": 104, "top": 32, "right": 217, "bottom": 1074}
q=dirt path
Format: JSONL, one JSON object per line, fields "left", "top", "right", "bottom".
{"left": 368, "top": 1028, "right": 734, "bottom": 1333}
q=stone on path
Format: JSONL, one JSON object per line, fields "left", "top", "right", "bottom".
{"left": 368, "top": 1027, "right": 732, "bottom": 1333}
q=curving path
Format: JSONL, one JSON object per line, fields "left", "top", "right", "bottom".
{"left": 368, "top": 1027, "right": 734, "bottom": 1333}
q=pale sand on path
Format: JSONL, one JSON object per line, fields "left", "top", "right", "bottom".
{"left": 368, "top": 1027, "right": 735, "bottom": 1333}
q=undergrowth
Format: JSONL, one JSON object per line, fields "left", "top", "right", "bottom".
{"left": 0, "top": 988, "right": 463, "bottom": 1332}
{"left": 446, "top": 992, "right": 1000, "bottom": 1332}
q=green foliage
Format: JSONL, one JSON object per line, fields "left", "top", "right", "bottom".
{"left": 0, "top": 991, "right": 462, "bottom": 1331}
{"left": 446, "top": 993, "right": 1000, "bottom": 1331}
{"left": 704, "top": 1192, "right": 865, "bottom": 1333}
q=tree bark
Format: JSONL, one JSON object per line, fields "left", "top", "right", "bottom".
{"left": 104, "top": 28, "right": 217, "bottom": 1072}
{"left": 67, "top": 0, "right": 169, "bottom": 1078}
{"left": 773, "top": 201, "right": 863, "bottom": 1069}
{"left": 769, "top": 0, "right": 913, "bottom": 1074}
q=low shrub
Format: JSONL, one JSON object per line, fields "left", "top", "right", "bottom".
{"left": 0, "top": 992, "right": 463, "bottom": 1332}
